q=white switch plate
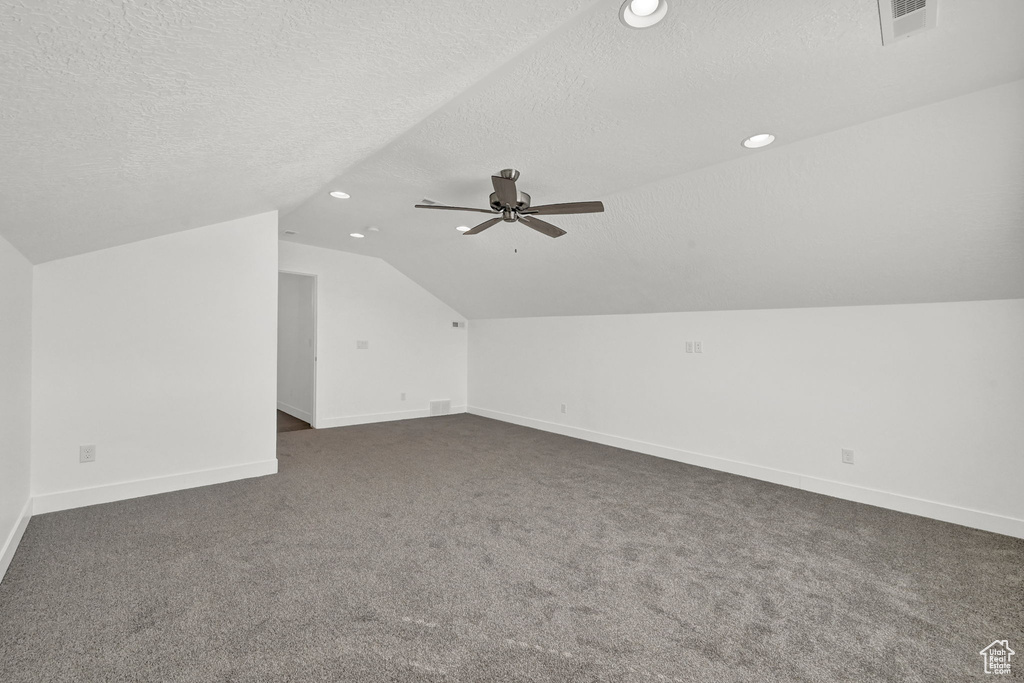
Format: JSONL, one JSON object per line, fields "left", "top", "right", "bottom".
{"left": 685, "top": 341, "right": 693, "bottom": 353}
{"left": 560, "top": 403, "right": 567, "bottom": 414}
{"left": 356, "top": 340, "right": 369, "bottom": 350}
{"left": 841, "top": 448, "right": 854, "bottom": 465}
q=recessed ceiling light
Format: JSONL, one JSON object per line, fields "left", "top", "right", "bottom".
{"left": 630, "top": 0, "right": 659, "bottom": 16}
{"left": 330, "top": 191, "right": 350, "bottom": 199}
{"left": 349, "top": 233, "right": 364, "bottom": 238}
{"left": 283, "top": 230, "right": 297, "bottom": 235}
{"left": 619, "top": 0, "right": 667, "bottom": 28}
{"left": 742, "top": 133, "right": 775, "bottom": 149}
{"left": 456, "top": 225, "right": 471, "bottom": 232}
{"left": 368, "top": 226, "right": 380, "bottom": 232}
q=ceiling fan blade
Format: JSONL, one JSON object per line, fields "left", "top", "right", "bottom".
{"left": 415, "top": 204, "right": 497, "bottom": 214}
{"left": 491, "top": 175, "right": 519, "bottom": 208}
{"left": 519, "top": 215, "right": 567, "bottom": 238}
{"left": 463, "top": 217, "right": 503, "bottom": 235}
{"left": 523, "top": 201, "right": 605, "bottom": 216}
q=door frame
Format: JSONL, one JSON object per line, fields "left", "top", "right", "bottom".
{"left": 278, "top": 270, "right": 318, "bottom": 429}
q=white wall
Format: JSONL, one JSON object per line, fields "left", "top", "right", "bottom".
{"left": 0, "top": 234, "right": 33, "bottom": 580}
{"left": 31, "top": 212, "right": 279, "bottom": 513}
{"left": 469, "top": 300, "right": 1024, "bottom": 538}
{"left": 277, "top": 272, "right": 315, "bottom": 423}
{"left": 279, "top": 242, "right": 467, "bottom": 427}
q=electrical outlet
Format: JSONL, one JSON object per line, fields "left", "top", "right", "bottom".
{"left": 694, "top": 341, "right": 703, "bottom": 353}
{"left": 79, "top": 444, "right": 96, "bottom": 463}
{"left": 685, "top": 341, "right": 693, "bottom": 353}
{"left": 560, "top": 403, "right": 567, "bottom": 414}
{"left": 841, "top": 448, "right": 855, "bottom": 465}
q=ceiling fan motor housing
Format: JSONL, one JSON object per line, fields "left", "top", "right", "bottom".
{"left": 490, "top": 191, "right": 531, "bottom": 213}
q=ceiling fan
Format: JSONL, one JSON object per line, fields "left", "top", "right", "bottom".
{"left": 414, "top": 169, "right": 604, "bottom": 238}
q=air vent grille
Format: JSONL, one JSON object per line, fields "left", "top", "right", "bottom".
{"left": 892, "top": 0, "right": 926, "bottom": 19}
{"left": 429, "top": 399, "right": 451, "bottom": 416}
{"left": 878, "top": 0, "right": 936, "bottom": 45}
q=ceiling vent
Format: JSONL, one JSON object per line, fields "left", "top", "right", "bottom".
{"left": 878, "top": 0, "right": 937, "bottom": 45}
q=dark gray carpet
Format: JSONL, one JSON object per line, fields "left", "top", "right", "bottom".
{"left": 1, "top": 414, "right": 1021, "bottom": 682}
{"left": 277, "top": 409, "right": 312, "bottom": 433}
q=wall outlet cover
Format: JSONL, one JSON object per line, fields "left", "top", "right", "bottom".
{"left": 79, "top": 444, "right": 96, "bottom": 463}
{"left": 842, "top": 448, "right": 855, "bottom": 464}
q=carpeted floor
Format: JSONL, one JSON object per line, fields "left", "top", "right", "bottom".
{"left": 277, "top": 409, "right": 312, "bottom": 433}
{"left": 1, "top": 414, "right": 1021, "bottom": 682}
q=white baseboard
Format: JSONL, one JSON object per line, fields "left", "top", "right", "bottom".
{"left": 32, "top": 459, "right": 279, "bottom": 515}
{"left": 468, "top": 406, "right": 1024, "bottom": 540}
{"left": 319, "top": 405, "right": 467, "bottom": 429}
{"left": 1, "top": 497, "right": 33, "bottom": 584}
{"left": 797, "top": 477, "right": 1024, "bottom": 539}
{"left": 277, "top": 401, "right": 313, "bottom": 424}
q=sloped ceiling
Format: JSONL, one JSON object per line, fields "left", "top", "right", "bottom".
{"left": 0, "top": 0, "right": 593, "bottom": 262}
{"left": 2, "top": 0, "right": 1023, "bottom": 318}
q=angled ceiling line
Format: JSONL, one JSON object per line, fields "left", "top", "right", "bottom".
{"left": 280, "top": 0, "right": 610, "bottom": 224}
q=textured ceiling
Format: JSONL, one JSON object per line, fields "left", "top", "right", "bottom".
{"left": 2, "top": 0, "right": 1023, "bottom": 318}
{"left": 385, "top": 80, "right": 1024, "bottom": 318}
{"left": 279, "top": 0, "right": 1024, "bottom": 318}
{"left": 0, "top": 0, "right": 592, "bottom": 262}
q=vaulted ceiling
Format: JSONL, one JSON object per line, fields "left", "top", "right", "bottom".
{"left": 2, "top": 0, "right": 1023, "bottom": 318}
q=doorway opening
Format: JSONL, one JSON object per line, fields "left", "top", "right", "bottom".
{"left": 277, "top": 271, "right": 317, "bottom": 433}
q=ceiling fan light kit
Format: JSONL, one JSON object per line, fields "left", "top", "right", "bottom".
{"left": 414, "top": 169, "right": 604, "bottom": 238}
{"left": 619, "top": 0, "right": 668, "bottom": 29}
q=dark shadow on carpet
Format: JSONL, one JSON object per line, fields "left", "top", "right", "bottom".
{"left": 277, "top": 409, "right": 311, "bottom": 433}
